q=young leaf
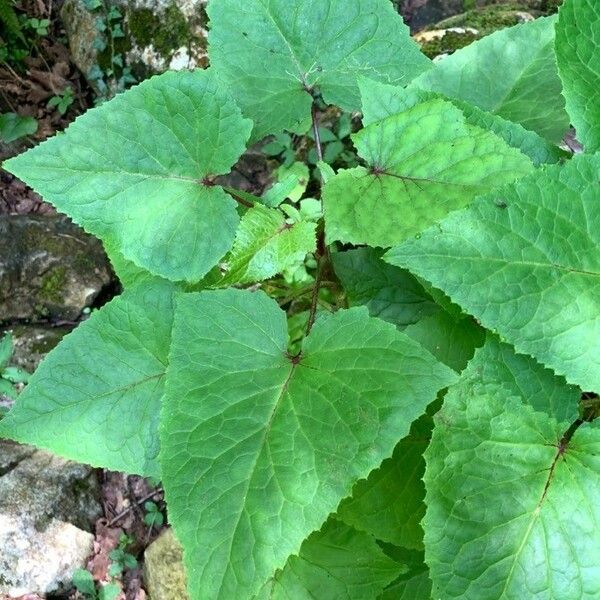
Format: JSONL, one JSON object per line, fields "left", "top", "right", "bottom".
{"left": 332, "top": 247, "right": 440, "bottom": 328}
{"left": 207, "top": 205, "right": 316, "bottom": 286}
{"left": 0, "top": 282, "right": 175, "bottom": 476}
{"left": 323, "top": 98, "right": 533, "bottom": 247}
{"left": 161, "top": 289, "right": 456, "bottom": 600}
{"left": 411, "top": 16, "right": 569, "bottom": 142}
{"left": 3, "top": 70, "right": 252, "bottom": 283}
{"left": 386, "top": 154, "right": 600, "bottom": 392}
{"left": 556, "top": 0, "right": 600, "bottom": 152}
{"left": 423, "top": 339, "right": 600, "bottom": 599}
{"left": 337, "top": 408, "right": 436, "bottom": 550}
{"left": 255, "top": 519, "right": 404, "bottom": 599}
{"left": 207, "top": 0, "right": 430, "bottom": 140}
{"left": 358, "top": 78, "right": 565, "bottom": 166}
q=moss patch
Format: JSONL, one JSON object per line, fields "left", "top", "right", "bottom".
{"left": 127, "top": 4, "right": 191, "bottom": 58}
{"left": 39, "top": 267, "right": 68, "bottom": 304}
{"left": 435, "top": 5, "right": 532, "bottom": 36}
{"left": 419, "top": 29, "right": 480, "bottom": 58}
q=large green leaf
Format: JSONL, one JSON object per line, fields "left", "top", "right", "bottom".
{"left": 412, "top": 16, "right": 569, "bottom": 142}
{"left": 207, "top": 205, "right": 316, "bottom": 286}
{"left": 207, "top": 0, "right": 430, "bottom": 140}
{"left": 323, "top": 98, "right": 533, "bottom": 247}
{"left": 359, "top": 78, "right": 565, "bottom": 166}
{"left": 337, "top": 408, "right": 435, "bottom": 550}
{"left": 0, "top": 282, "right": 175, "bottom": 476}
{"left": 403, "top": 312, "right": 484, "bottom": 373}
{"left": 255, "top": 519, "right": 403, "bottom": 600}
{"left": 161, "top": 289, "right": 456, "bottom": 600}
{"left": 332, "top": 247, "right": 440, "bottom": 328}
{"left": 386, "top": 154, "right": 600, "bottom": 392}
{"left": 3, "top": 70, "right": 252, "bottom": 283}
{"left": 556, "top": 0, "right": 600, "bottom": 152}
{"left": 378, "top": 547, "right": 431, "bottom": 600}
{"left": 424, "top": 338, "right": 600, "bottom": 599}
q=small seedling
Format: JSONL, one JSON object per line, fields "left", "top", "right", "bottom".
{"left": 26, "top": 17, "right": 50, "bottom": 36}
{"left": 48, "top": 87, "right": 75, "bottom": 115}
{"left": 108, "top": 534, "right": 137, "bottom": 577}
{"left": 72, "top": 568, "right": 120, "bottom": 600}
{"left": 143, "top": 501, "right": 164, "bottom": 529}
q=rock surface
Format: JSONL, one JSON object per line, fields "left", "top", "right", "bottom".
{"left": 0, "top": 441, "right": 102, "bottom": 597}
{"left": 0, "top": 215, "right": 112, "bottom": 323}
{"left": 144, "top": 528, "right": 189, "bottom": 600}
{"left": 61, "top": 0, "right": 208, "bottom": 92}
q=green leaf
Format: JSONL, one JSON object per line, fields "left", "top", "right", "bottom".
{"left": 378, "top": 548, "right": 431, "bottom": 600}
{"left": 0, "top": 282, "right": 175, "bottom": 476}
{"left": 256, "top": 519, "right": 404, "bottom": 599}
{"left": 337, "top": 408, "right": 436, "bottom": 550}
{"left": 0, "top": 332, "right": 13, "bottom": 368}
{"left": 323, "top": 98, "right": 533, "bottom": 247}
{"left": 358, "top": 78, "right": 565, "bottom": 166}
{"left": 99, "top": 584, "right": 121, "bottom": 600}
{"left": 556, "top": 0, "right": 600, "bottom": 152}
{"left": 161, "top": 289, "right": 456, "bottom": 600}
{"left": 332, "top": 247, "right": 440, "bottom": 328}
{"left": 423, "top": 339, "right": 600, "bottom": 599}
{"left": 411, "top": 16, "right": 569, "bottom": 142}
{"left": 104, "top": 242, "right": 170, "bottom": 289}
{"left": 461, "top": 335, "right": 580, "bottom": 422}
{"left": 386, "top": 154, "right": 600, "bottom": 392}
{"left": 207, "top": 0, "right": 430, "bottom": 140}
{"left": 403, "top": 311, "right": 484, "bottom": 373}
{"left": 3, "top": 70, "right": 252, "bottom": 283}
{"left": 1, "top": 366, "right": 30, "bottom": 384}
{"left": 72, "top": 568, "right": 96, "bottom": 596}
{"left": 262, "top": 174, "right": 302, "bottom": 207}
{"left": 0, "top": 378, "right": 17, "bottom": 400}
{"left": 0, "top": 112, "right": 38, "bottom": 143}
{"left": 207, "top": 205, "right": 316, "bottom": 286}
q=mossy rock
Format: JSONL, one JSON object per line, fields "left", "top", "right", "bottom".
{"left": 144, "top": 528, "right": 189, "bottom": 600}
{"left": 434, "top": 4, "right": 536, "bottom": 36}
{"left": 0, "top": 215, "right": 112, "bottom": 323}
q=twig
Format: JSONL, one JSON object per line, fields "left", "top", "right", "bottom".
{"left": 107, "top": 487, "right": 164, "bottom": 526}
{"left": 311, "top": 103, "right": 324, "bottom": 163}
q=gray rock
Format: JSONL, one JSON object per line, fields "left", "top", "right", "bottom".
{"left": 144, "top": 528, "right": 189, "bottom": 600}
{"left": 0, "top": 441, "right": 102, "bottom": 596}
{"left": 4, "top": 325, "right": 70, "bottom": 373}
{"left": 0, "top": 215, "right": 112, "bottom": 323}
{"left": 61, "top": 0, "right": 208, "bottom": 92}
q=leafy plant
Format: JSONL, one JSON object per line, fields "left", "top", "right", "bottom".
{"left": 143, "top": 500, "right": 164, "bottom": 529}
{"left": 25, "top": 17, "right": 49, "bottom": 36}
{"left": 0, "top": 112, "right": 37, "bottom": 142}
{"left": 72, "top": 568, "right": 120, "bottom": 600}
{"left": 1, "top": 0, "right": 599, "bottom": 599}
{"left": 47, "top": 86, "right": 74, "bottom": 115}
{"left": 108, "top": 534, "right": 138, "bottom": 577}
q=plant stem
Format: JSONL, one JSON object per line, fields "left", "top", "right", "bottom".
{"left": 107, "top": 486, "right": 164, "bottom": 526}
{"left": 311, "top": 103, "right": 324, "bottom": 163}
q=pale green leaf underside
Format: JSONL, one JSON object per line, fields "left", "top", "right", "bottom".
{"left": 556, "top": 0, "right": 600, "bottom": 153}
{"left": 412, "top": 16, "right": 569, "bottom": 142}
{"left": 337, "top": 408, "right": 435, "bottom": 550}
{"left": 358, "top": 78, "right": 565, "bottom": 166}
{"left": 0, "top": 282, "right": 175, "bottom": 476}
{"left": 323, "top": 98, "right": 533, "bottom": 247}
{"left": 207, "top": 0, "right": 430, "bottom": 140}
{"left": 208, "top": 205, "right": 316, "bottom": 286}
{"left": 332, "top": 247, "right": 441, "bottom": 328}
{"left": 161, "top": 289, "right": 456, "bottom": 600}
{"left": 386, "top": 154, "right": 600, "bottom": 392}
{"left": 424, "top": 339, "right": 600, "bottom": 599}
{"left": 255, "top": 519, "right": 403, "bottom": 600}
{"left": 4, "top": 70, "right": 252, "bottom": 282}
